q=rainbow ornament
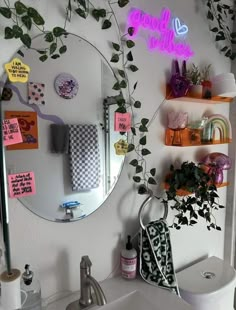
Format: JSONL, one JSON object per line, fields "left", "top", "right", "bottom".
{"left": 203, "top": 114, "right": 232, "bottom": 143}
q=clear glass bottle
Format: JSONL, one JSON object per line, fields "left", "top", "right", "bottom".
{"left": 20, "top": 264, "right": 42, "bottom": 310}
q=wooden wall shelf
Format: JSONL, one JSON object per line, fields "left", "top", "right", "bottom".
{"left": 164, "top": 182, "right": 229, "bottom": 196}
{"left": 165, "top": 128, "right": 232, "bottom": 147}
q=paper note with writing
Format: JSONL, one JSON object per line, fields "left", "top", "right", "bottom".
{"left": 2, "top": 118, "right": 23, "bottom": 146}
{"left": 8, "top": 172, "right": 36, "bottom": 198}
{"left": 5, "top": 58, "right": 30, "bottom": 83}
{"left": 114, "top": 112, "right": 131, "bottom": 132}
{"left": 5, "top": 111, "right": 38, "bottom": 150}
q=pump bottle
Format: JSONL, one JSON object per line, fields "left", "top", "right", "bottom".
{"left": 120, "top": 235, "right": 137, "bottom": 279}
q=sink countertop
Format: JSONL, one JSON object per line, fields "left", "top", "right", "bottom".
{"left": 45, "top": 276, "right": 193, "bottom": 310}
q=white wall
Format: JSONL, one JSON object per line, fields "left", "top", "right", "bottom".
{"left": 0, "top": 0, "right": 232, "bottom": 299}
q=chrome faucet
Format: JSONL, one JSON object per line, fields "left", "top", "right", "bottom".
{"left": 66, "top": 256, "right": 107, "bottom": 310}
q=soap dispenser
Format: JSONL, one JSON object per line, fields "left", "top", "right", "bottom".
{"left": 20, "top": 264, "right": 42, "bottom": 310}
{"left": 120, "top": 235, "right": 137, "bottom": 280}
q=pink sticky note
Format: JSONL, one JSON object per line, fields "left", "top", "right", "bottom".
{"left": 8, "top": 171, "right": 36, "bottom": 198}
{"left": 114, "top": 112, "right": 131, "bottom": 132}
{"left": 2, "top": 118, "right": 23, "bottom": 146}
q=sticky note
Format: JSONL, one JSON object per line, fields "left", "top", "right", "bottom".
{"left": 114, "top": 112, "right": 131, "bottom": 132}
{"left": 2, "top": 118, "right": 23, "bottom": 146}
{"left": 8, "top": 171, "right": 36, "bottom": 198}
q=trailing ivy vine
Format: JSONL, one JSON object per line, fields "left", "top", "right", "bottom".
{"left": 205, "top": 0, "right": 236, "bottom": 60}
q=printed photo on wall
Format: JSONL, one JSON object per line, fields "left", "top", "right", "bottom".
{"left": 5, "top": 110, "right": 39, "bottom": 150}
{"left": 28, "top": 82, "right": 45, "bottom": 105}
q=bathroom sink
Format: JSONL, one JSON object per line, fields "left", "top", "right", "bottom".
{"left": 101, "top": 290, "right": 159, "bottom": 310}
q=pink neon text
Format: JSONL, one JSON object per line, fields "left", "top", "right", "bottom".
{"left": 128, "top": 8, "right": 194, "bottom": 59}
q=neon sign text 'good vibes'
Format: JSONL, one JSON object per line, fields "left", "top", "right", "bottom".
{"left": 128, "top": 8, "right": 194, "bottom": 59}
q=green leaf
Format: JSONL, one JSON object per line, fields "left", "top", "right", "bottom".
{"left": 230, "top": 52, "right": 236, "bottom": 60}
{"left": 112, "top": 42, "right": 120, "bottom": 51}
{"left": 190, "top": 220, "right": 197, "bottom": 225}
{"left": 216, "top": 225, "right": 221, "bottom": 231}
{"left": 21, "top": 15, "right": 32, "bottom": 30}
{"left": 118, "top": 69, "right": 125, "bottom": 78}
{"left": 126, "top": 40, "right": 135, "bottom": 48}
{"left": 133, "top": 81, "right": 138, "bottom": 90}
{"left": 92, "top": 9, "right": 100, "bottom": 21}
{"left": 141, "top": 118, "right": 149, "bottom": 126}
{"left": 139, "top": 125, "right": 148, "bottom": 132}
{"left": 75, "top": 8, "right": 86, "bottom": 19}
{"left": 138, "top": 184, "right": 148, "bottom": 194}
{"left": 210, "top": 27, "right": 218, "bottom": 32}
{"left": 220, "top": 46, "right": 228, "bottom": 52}
{"left": 39, "top": 54, "right": 48, "bottom": 62}
{"left": 53, "top": 27, "right": 66, "bottom": 37}
{"left": 14, "top": 1, "right": 27, "bottom": 15}
{"left": 207, "top": 10, "right": 214, "bottom": 20}
{"left": 59, "top": 45, "right": 67, "bottom": 54}
{"left": 148, "top": 177, "right": 157, "bottom": 185}
{"left": 28, "top": 7, "right": 45, "bottom": 25}
{"left": 17, "top": 50, "right": 24, "bottom": 57}
{"left": 4, "top": 27, "right": 14, "bottom": 39}
{"left": 231, "top": 32, "right": 236, "bottom": 38}
{"left": 130, "top": 65, "right": 139, "bottom": 72}
{"left": 134, "top": 100, "right": 141, "bottom": 108}
{"left": 120, "top": 80, "right": 127, "bottom": 88}
{"left": 12, "top": 25, "right": 23, "bottom": 39}
{"left": 150, "top": 168, "right": 156, "bottom": 176}
{"left": 141, "top": 148, "right": 151, "bottom": 156}
{"left": 129, "top": 159, "right": 138, "bottom": 167}
{"left": 0, "top": 7, "right": 12, "bottom": 19}
{"left": 216, "top": 33, "right": 225, "bottom": 41}
{"left": 98, "top": 9, "right": 106, "bottom": 17}
{"left": 131, "top": 127, "right": 136, "bottom": 135}
{"left": 127, "top": 51, "right": 133, "bottom": 61}
{"left": 136, "top": 165, "right": 143, "bottom": 173}
{"left": 116, "top": 106, "right": 126, "bottom": 113}
{"left": 45, "top": 32, "right": 54, "bottom": 42}
{"left": 110, "top": 54, "right": 119, "bottom": 63}
{"left": 127, "top": 143, "right": 135, "bottom": 152}
{"left": 133, "top": 176, "right": 141, "bottom": 183}
{"left": 128, "top": 27, "right": 135, "bottom": 36}
{"left": 51, "top": 54, "right": 60, "bottom": 59}
{"left": 118, "top": 0, "right": 129, "bottom": 7}
{"left": 20, "top": 33, "right": 31, "bottom": 48}
{"left": 225, "top": 49, "right": 232, "bottom": 57}
{"left": 50, "top": 43, "right": 57, "bottom": 55}
{"left": 112, "top": 82, "right": 120, "bottom": 90}
{"left": 102, "top": 19, "right": 112, "bottom": 29}
{"left": 139, "top": 136, "right": 146, "bottom": 145}
{"left": 37, "top": 50, "right": 47, "bottom": 55}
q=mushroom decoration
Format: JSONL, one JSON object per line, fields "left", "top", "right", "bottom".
{"left": 200, "top": 152, "right": 231, "bottom": 184}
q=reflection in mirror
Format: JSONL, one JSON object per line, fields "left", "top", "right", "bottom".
{"left": 0, "top": 33, "right": 125, "bottom": 222}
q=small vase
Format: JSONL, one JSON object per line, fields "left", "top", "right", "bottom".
{"left": 202, "top": 80, "right": 212, "bottom": 99}
{"left": 189, "top": 84, "right": 203, "bottom": 98}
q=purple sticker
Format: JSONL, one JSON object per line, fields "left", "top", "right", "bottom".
{"left": 54, "top": 73, "right": 79, "bottom": 99}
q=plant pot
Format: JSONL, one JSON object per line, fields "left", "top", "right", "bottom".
{"left": 188, "top": 84, "right": 203, "bottom": 98}
{"left": 202, "top": 80, "right": 212, "bottom": 99}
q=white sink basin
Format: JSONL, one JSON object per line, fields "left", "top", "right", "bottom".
{"left": 101, "top": 290, "right": 159, "bottom": 310}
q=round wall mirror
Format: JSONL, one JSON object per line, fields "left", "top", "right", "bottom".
{"left": 1, "top": 33, "right": 125, "bottom": 222}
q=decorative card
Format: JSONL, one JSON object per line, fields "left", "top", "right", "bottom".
{"left": 2, "top": 118, "right": 23, "bottom": 146}
{"left": 28, "top": 82, "right": 45, "bottom": 105}
{"left": 114, "top": 112, "right": 131, "bottom": 132}
{"left": 114, "top": 139, "right": 128, "bottom": 155}
{"left": 8, "top": 171, "right": 36, "bottom": 198}
{"left": 4, "top": 58, "right": 30, "bottom": 83}
{"left": 5, "top": 111, "right": 38, "bottom": 150}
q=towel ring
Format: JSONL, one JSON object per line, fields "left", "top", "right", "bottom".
{"left": 138, "top": 192, "right": 168, "bottom": 230}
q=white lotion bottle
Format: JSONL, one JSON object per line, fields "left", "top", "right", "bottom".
{"left": 120, "top": 235, "right": 137, "bottom": 280}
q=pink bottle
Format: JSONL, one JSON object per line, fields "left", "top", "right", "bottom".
{"left": 120, "top": 235, "right": 137, "bottom": 280}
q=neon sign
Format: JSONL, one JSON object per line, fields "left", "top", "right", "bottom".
{"left": 127, "top": 8, "right": 194, "bottom": 59}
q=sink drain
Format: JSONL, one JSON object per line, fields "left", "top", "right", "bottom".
{"left": 201, "top": 271, "right": 216, "bottom": 279}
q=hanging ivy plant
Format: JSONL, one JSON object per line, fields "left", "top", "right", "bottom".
{"left": 205, "top": 0, "right": 236, "bottom": 60}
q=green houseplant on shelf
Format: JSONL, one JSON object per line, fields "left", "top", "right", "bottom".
{"left": 162, "top": 161, "right": 224, "bottom": 231}
{"left": 187, "top": 64, "right": 203, "bottom": 98}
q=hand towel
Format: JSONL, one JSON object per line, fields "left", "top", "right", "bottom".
{"left": 139, "top": 219, "right": 180, "bottom": 296}
{"left": 50, "top": 124, "right": 69, "bottom": 154}
{"left": 68, "top": 124, "right": 100, "bottom": 191}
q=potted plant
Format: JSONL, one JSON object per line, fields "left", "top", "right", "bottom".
{"left": 187, "top": 64, "right": 203, "bottom": 98}
{"left": 162, "top": 161, "right": 224, "bottom": 231}
{"left": 201, "top": 64, "right": 212, "bottom": 99}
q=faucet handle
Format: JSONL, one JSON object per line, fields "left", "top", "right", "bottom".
{"left": 81, "top": 255, "right": 92, "bottom": 269}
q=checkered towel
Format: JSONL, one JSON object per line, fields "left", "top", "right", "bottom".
{"left": 68, "top": 124, "right": 100, "bottom": 191}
